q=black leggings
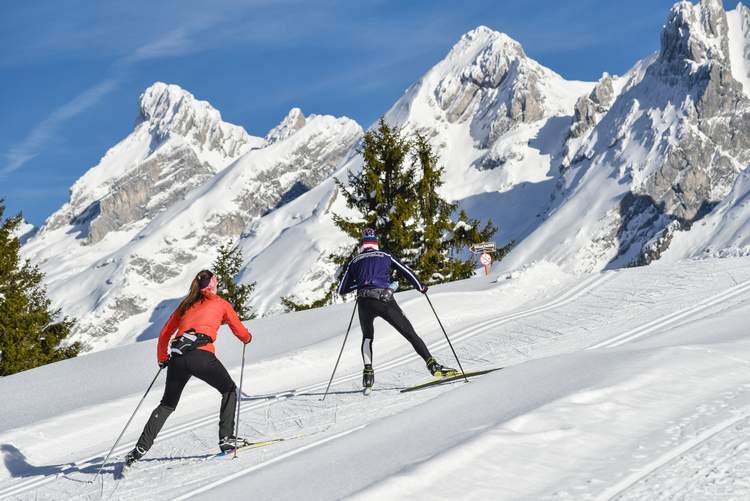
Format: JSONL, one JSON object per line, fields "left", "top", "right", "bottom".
{"left": 135, "top": 349, "right": 237, "bottom": 453}
{"left": 357, "top": 297, "right": 432, "bottom": 365}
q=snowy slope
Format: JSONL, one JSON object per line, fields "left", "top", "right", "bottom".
{"left": 3, "top": 255, "right": 750, "bottom": 499}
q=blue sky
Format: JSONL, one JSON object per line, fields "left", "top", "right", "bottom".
{"left": 0, "top": 0, "right": 742, "bottom": 225}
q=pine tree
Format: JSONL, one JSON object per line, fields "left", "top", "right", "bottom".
{"left": 289, "top": 119, "right": 508, "bottom": 310}
{"left": 212, "top": 241, "right": 256, "bottom": 321}
{"left": 412, "top": 133, "right": 503, "bottom": 282}
{"left": 0, "top": 201, "right": 80, "bottom": 376}
{"left": 333, "top": 118, "right": 418, "bottom": 260}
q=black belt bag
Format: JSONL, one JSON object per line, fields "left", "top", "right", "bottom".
{"left": 169, "top": 330, "right": 213, "bottom": 357}
{"left": 357, "top": 287, "right": 394, "bottom": 302}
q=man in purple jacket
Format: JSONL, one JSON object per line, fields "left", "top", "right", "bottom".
{"left": 338, "top": 228, "right": 457, "bottom": 391}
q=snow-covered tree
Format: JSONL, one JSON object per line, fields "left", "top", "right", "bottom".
{"left": 334, "top": 120, "right": 504, "bottom": 290}
{"left": 333, "top": 118, "right": 417, "bottom": 258}
{"left": 412, "top": 132, "right": 501, "bottom": 283}
{"left": 212, "top": 242, "right": 255, "bottom": 320}
{"left": 0, "top": 200, "right": 80, "bottom": 376}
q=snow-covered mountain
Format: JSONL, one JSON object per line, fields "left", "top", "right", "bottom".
{"left": 22, "top": 84, "right": 362, "bottom": 351}
{"left": 235, "top": 25, "right": 595, "bottom": 313}
{"left": 230, "top": 0, "right": 750, "bottom": 309}
{"left": 503, "top": 0, "right": 750, "bottom": 272}
{"left": 23, "top": 0, "right": 750, "bottom": 353}
{"left": 40, "top": 82, "right": 266, "bottom": 241}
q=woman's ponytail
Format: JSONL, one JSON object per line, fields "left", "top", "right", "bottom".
{"left": 177, "top": 270, "right": 213, "bottom": 315}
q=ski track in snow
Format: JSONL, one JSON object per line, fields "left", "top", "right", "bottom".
{"left": 4, "top": 258, "right": 750, "bottom": 499}
{"left": 600, "top": 406, "right": 750, "bottom": 501}
{"left": 0, "top": 272, "right": 611, "bottom": 500}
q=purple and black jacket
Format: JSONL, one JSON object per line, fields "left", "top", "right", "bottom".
{"left": 337, "top": 248, "right": 424, "bottom": 295}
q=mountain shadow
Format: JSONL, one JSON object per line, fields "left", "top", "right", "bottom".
{"left": 606, "top": 192, "right": 718, "bottom": 269}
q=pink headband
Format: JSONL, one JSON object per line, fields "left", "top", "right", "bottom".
{"left": 202, "top": 275, "right": 218, "bottom": 291}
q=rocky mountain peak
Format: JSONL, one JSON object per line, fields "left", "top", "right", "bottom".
{"left": 429, "top": 26, "right": 553, "bottom": 143}
{"left": 137, "top": 82, "right": 258, "bottom": 158}
{"left": 441, "top": 26, "right": 528, "bottom": 90}
{"left": 660, "top": 0, "right": 730, "bottom": 68}
{"left": 138, "top": 82, "right": 215, "bottom": 133}
{"left": 568, "top": 73, "right": 615, "bottom": 139}
{"left": 265, "top": 107, "right": 306, "bottom": 144}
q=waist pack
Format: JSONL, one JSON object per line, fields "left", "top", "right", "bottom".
{"left": 169, "top": 330, "right": 213, "bottom": 356}
{"left": 357, "top": 287, "right": 394, "bottom": 302}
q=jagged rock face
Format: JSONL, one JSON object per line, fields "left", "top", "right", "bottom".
{"left": 265, "top": 108, "right": 306, "bottom": 144}
{"left": 569, "top": 74, "right": 615, "bottom": 139}
{"left": 73, "top": 114, "right": 362, "bottom": 345}
{"left": 214, "top": 114, "right": 362, "bottom": 237}
{"left": 238, "top": 133, "right": 357, "bottom": 217}
{"left": 41, "top": 83, "right": 263, "bottom": 240}
{"left": 659, "top": 0, "right": 729, "bottom": 71}
{"left": 432, "top": 28, "right": 547, "bottom": 146}
{"left": 87, "top": 146, "right": 215, "bottom": 243}
{"left": 539, "top": 0, "right": 750, "bottom": 271}
{"left": 22, "top": 82, "right": 362, "bottom": 351}
{"left": 637, "top": 0, "right": 750, "bottom": 222}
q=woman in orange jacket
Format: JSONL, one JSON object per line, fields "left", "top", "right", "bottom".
{"left": 125, "top": 269, "right": 252, "bottom": 466}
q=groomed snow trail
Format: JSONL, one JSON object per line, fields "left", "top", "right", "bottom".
{"left": 0, "top": 268, "right": 611, "bottom": 500}
{"left": 2, "top": 257, "right": 750, "bottom": 499}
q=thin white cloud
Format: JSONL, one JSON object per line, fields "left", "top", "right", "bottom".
{"left": 2, "top": 27, "right": 205, "bottom": 176}
{"left": 120, "top": 29, "right": 194, "bottom": 65}
{"left": 2, "top": 79, "right": 118, "bottom": 175}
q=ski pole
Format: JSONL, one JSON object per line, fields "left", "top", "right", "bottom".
{"left": 234, "top": 342, "right": 247, "bottom": 459}
{"left": 321, "top": 299, "right": 358, "bottom": 401}
{"left": 425, "top": 293, "right": 469, "bottom": 383}
{"left": 91, "top": 367, "right": 164, "bottom": 483}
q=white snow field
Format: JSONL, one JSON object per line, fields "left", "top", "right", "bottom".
{"left": 2, "top": 255, "right": 750, "bottom": 500}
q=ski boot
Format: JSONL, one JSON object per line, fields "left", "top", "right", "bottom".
{"left": 426, "top": 357, "right": 459, "bottom": 378}
{"left": 363, "top": 364, "right": 374, "bottom": 395}
{"left": 219, "top": 435, "right": 251, "bottom": 454}
{"left": 124, "top": 445, "right": 147, "bottom": 467}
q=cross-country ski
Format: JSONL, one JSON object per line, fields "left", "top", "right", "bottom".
{"left": 400, "top": 368, "right": 504, "bottom": 393}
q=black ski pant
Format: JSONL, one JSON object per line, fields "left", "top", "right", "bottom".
{"left": 135, "top": 349, "right": 237, "bottom": 454}
{"left": 357, "top": 297, "right": 432, "bottom": 365}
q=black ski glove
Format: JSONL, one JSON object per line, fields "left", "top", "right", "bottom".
{"left": 420, "top": 285, "right": 429, "bottom": 294}
{"left": 159, "top": 358, "right": 170, "bottom": 369}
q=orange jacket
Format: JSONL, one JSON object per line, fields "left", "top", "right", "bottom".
{"left": 157, "top": 291, "right": 251, "bottom": 363}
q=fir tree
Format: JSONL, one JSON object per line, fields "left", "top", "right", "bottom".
{"left": 290, "top": 119, "right": 509, "bottom": 310}
{"left": 333, "top": 118, "right": 418, "bottom": 258}
{"left": 212, "top": 241, "right": 256, "bottom": 320}
{"left": 0, "top": 201, "right": 80, "bottom": 376}
{"left": 412, "top": 133, "right": 503, "bottom": 283}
